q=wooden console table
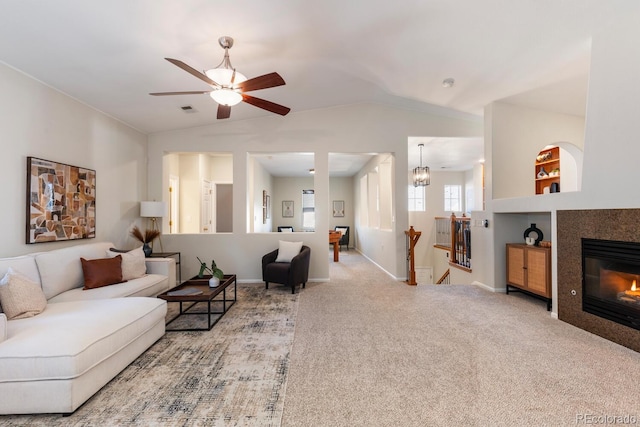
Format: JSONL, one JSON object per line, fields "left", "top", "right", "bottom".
{"left": 329, "top": 230, "right": 342, "bottom": 262}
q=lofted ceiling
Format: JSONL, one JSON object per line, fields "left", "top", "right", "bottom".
{"left": 0, "top": 1, "right": 634, "bottom": 171}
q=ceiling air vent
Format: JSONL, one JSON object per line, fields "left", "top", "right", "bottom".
{"left": 180, "top": 105, "right": 197, "bottom": 113}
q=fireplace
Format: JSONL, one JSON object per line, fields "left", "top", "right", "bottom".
{"left": 582, "top": 238, "right": 640, "bottom": 331}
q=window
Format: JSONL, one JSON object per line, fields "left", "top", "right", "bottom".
{"left": 408, "top": 185, "right": 425, "bottom": 212}
{"left": 444, "top": 185, "right": 462, "bottom": 212}
{"left": 302, "top": 189, "right": 315, "bottom": 231}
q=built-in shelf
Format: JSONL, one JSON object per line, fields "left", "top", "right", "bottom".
{"left": 535, "top": 146, "right": 560, "bottom": 194}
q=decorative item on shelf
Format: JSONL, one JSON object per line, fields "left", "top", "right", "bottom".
{"left": 523, "top": 223, "right": 543, "bottom": 246}
{"left": 536, "top": 151, "right": 552, "bottom": 162}
{"left": 130, "top": 226, "right": 160, "bottom": 257}
{"left": 549, "top": 168, "right": 560, "bottom": 177}
{"left": 543, "top": 186, "right": 550, "bottom": 194}
{"left": 550, "top": 182, "right": 560, "bottom": 193}
{"left": 196, "top": 257, "right": 224, "bottom": 287}
{"left": 537, "top": 167, "right": 548, "bottom": 179}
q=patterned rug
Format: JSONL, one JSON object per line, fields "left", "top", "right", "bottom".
{"left": 1, "top": 283, "right": 299, "bottom": 426}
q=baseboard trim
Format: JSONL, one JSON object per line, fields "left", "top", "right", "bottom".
{"left": 355, "top": 249, "right": 403, "bottom": 281}
{"left": 472, "top": 280, "right": 505, "bottom": 293}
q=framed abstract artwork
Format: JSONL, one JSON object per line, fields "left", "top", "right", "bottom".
{"left": 26, "top": 157, "right": 96, "bottom": 244}
{"left": 266, "top": 195, "right": 271, "bottom": 219}
{"left": 262, "top": 190, "right": 267, "bottom": 224}
{"left": 282, "top": 200, "right": 294, "bottom": 218}
{"left": 333, "top": 200, "right": 345, "bottom": 217}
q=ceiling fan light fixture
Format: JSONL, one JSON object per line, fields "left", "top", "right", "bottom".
{"left": 413, "top": 143, "right": 430, "bottom": 187}
{"left": 209, "top": 89, "right": 243, "bottom": 106}
{"left": 205, "top": 68, "right": 247, "bottom": 87}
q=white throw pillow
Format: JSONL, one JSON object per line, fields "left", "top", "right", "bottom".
{"left": 335, "top": 227, "right": 348, "bottom": 235}
{"left": 106, "top": 247, "right": 146, "bottom": 280}
{"left": 275, "top": 241, "right": 303, "bottom": 263}
{"left": 0, "top": 267, "right": 47, "bottom": 320}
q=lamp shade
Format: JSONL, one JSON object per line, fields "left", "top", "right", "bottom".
{"left": 140, "top": 201, "right": 168, "bottom": 218}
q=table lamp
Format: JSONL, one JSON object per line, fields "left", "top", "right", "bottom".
{"left": 140, "top": 201, "right": 168, "bottom": 252}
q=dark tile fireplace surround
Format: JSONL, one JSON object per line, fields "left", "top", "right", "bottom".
{"left": 557, "top": 209, "right": 640, "bottom": 352}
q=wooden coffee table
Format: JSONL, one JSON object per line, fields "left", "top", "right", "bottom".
{"left": 158, "top": 274, "right": 236, "bottom": 331}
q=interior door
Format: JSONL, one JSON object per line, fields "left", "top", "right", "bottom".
{"left": 216, "top": 183, "right": 233, "bottom": 232}
{"left": 201, "top": 180, "right": 212, "bottom": 233}
{"left": 169, "top": 175, "right": 179, "bottom": 233}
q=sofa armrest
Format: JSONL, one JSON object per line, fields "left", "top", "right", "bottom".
{"left": 0, "top": 313, "right": 7, "bottom": 343}
{"left": 145, "top": 258, "right": 176, "bottom": 289}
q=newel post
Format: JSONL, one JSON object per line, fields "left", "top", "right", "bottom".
{"left": 450, "top": 213, "right": 457, "bottom": 265}
{"left": 405, "top": 226, "right": 422, "bottom": 286}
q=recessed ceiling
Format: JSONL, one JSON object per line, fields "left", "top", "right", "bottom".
{"left": 0, "top": 1, "right": 627, "bottom": 134}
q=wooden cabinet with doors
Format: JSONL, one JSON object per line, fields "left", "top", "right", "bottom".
{"left": 506, "top": 243, "right": 551, "bottom": 310}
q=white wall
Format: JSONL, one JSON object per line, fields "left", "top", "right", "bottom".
{"left": 178, "top": 154, "right": 200, "bottom": 233}
{"left": 250, "top": 157, "right": 273, "bottom": 233}
{"left": 491, "top": 102, "right": 585, "bottom": 200}
{"left": 0, "top": 63, "right": 147, "bottom": 257}
{"left": 148, "top": 103, "right": 482, "bottom": 282}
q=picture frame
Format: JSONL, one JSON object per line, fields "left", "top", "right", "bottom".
{"left": 266, "top": 195, "right": 271, "bottom": 219}
{"left": 282, "top": 200, "right": 294, "bottom": 218}
{"left": 26, "top": 157, "right": 96, "bottom": 244}
{"left": 262, "top": 190, "right": 267, "bottom": 224}
{"left": 333, "top": 200, "right": 345, "bottom": 217}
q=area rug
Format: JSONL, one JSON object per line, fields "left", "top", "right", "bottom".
{"left": 0, "top": 283, "right": 298, "bottom": 426}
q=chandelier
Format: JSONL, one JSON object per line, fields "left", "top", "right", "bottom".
{"left": 413, "top": 143, "right": 430, "bottom": 186}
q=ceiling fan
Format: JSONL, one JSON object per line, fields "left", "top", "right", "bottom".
{"left": 150, "top": 36, "right": 290, "bottom": 119}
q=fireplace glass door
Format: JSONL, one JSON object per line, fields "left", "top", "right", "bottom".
{"left": 582, "top": 238, "right": 640, "bottom": 330}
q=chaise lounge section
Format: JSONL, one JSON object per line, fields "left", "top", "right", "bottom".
{"left": 0, "top": 241, "right": 175, "bottom": 415}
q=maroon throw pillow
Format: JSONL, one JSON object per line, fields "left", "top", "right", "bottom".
{"left": 81, "top": 256, "right": 125, "bottom": 290}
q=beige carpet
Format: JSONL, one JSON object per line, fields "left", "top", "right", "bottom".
{"left": 282, "top": 250, "right": 640, "bottom": 426}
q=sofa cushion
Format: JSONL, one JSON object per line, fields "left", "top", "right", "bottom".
{"left": 275, "top": 240, "right": 303, "bottom": 263}
{"left": 0, "top": 297, "right": 166, "bottom": 383}
{"left": 47, "top": 274, "right": 168, "bottom": 303}
{"left": 106, "top": 247, "right": 146, "bottom": 281}
{"left": 0, "top": 268, "right": 47, "bottom": 320}
{"left": 35, "top": 242, "right": 114, "bottom": 300}
{"left": 81, "top": 256, "right": 124, "bottom": 290}
{"left": 0, "top": 255, "right": 41, "bottom": 291}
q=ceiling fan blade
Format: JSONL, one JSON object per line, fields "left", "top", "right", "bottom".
{"left": 165, "top": 58, "right": 220, "bottom": 87}
{"left": 217, "top": 104, "right": 231, "bottom": 119}
{"left": 149, "top": 91, "right": 211, "bottom": 96}
{"left": 242, "top": 94, "right": 290, "bottom": 116}
{"left": 236, "top": 72, "right": 285, "bottom": 92}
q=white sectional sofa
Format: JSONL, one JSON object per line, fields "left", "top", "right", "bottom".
{"left": 0, "top": 241, "right": 175, "bottom": 415}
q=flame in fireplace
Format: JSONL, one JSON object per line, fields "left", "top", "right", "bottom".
{"left": 633, "top": 280, "right": 637, "bottom": 292}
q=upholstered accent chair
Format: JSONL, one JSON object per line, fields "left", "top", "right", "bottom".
{"left": 334, "top": 226, "right": 350, "bottom": 251}
{"left": 262, "top": 244, "right": 311, "bottom": 294}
